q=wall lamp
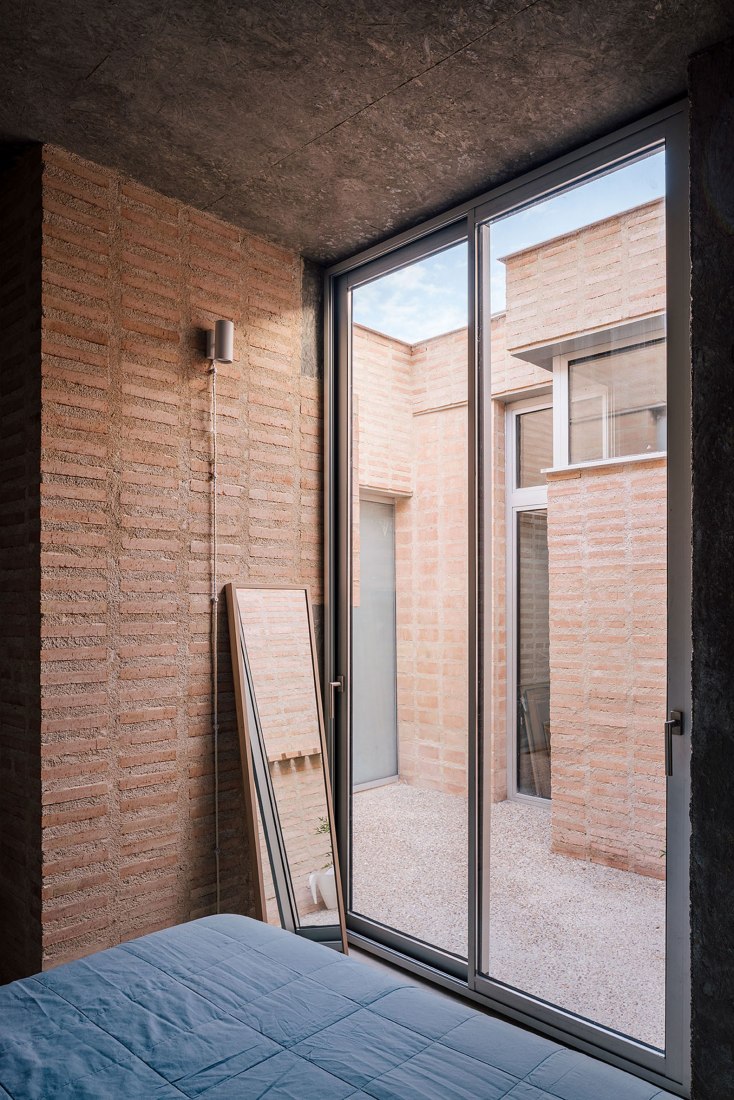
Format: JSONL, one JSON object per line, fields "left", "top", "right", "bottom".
{"left": 206, "top": 318, "right": 234, "bottom": 363}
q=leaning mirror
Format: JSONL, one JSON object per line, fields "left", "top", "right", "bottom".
{"left": 226, "top": 583, "right": 347, "bottom": 952}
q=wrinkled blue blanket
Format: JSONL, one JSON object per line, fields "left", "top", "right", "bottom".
{"left": 0, "top": 914, "right": 675, "bottom": 1099}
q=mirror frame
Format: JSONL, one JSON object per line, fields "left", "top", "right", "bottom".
{"left": 226, "top": 581, "right": 348, "bottom": 953}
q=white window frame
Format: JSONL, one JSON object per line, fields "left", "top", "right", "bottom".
{"left": 505, "top": 397, "right": 552, "bottom": 806}
{"left": 552, "top": 327, "right": 667, "bottom": 470}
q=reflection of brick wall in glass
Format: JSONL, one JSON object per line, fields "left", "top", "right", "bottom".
{"left": 351, "top": 198, "right": 667, "bottom": 879}
{"left": 569, "top": 340, "right": 667, "bottom": 463}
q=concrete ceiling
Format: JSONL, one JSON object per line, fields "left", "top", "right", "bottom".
{"left": 1, "top": 1, "right": 733, "bottom": 264}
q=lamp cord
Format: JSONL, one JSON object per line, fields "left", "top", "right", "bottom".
{"left": 210, "top": 358, "right": 221, "bottom": 915}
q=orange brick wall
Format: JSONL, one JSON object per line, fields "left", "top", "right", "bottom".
{"left": 0, "top": 145, "right": 323, "bottom": 975}
{"left": 354, "top": 325, "right": 413, "bottom": 496}
{"left": 352, "top": 326, "right": 471, "bottom": 795}
{"left": 396, "top": 405, "right": 469, "bottom": 794}
{"left": 489, "top": 400, "right": 508, "bottom": 802}
{"left": 397, "top": 330, "right": 469, "bottom": 794}
{"left": 0, "top": 148, "right": 44, "bottom": 982}
{"left": 351, "top": 200, "right": 667, "bottom": 876}
{"left": 503, "top": 200, "right": 665, "bottom": 353}
{"left": 547, "top": 458, "right": 667, "bottom": 877}
{"left": 489, "top": 311, "right": 550, "bottom": 397}
{"left": 352, "top": 322, "right": 514, "bottom": 799}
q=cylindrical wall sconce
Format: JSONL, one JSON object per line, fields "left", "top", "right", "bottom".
{"left": 206, "top": 319, "right": 234, "bottom": 363}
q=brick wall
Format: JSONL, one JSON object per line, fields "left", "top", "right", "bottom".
{"left": 351, "top": 199, "right": 667, "bottom": 875}
{"left": 351, "top": 322, "right": 516, "bottom": 799}
{"left": 0, "top": 148, "right": 43, "bottom": 982}
{"left": 0, "top": 144, "right": 322, "bottom": 975}
{"left": 397, "top": 330, "right": 469, "bottom": 794}
{"left": 503, "top": 200, "right": 665, "bottom": 354}
{"left": 490, "top": 311, "right": 550, "bottom": 397}
{"left": 354, "top": 325, "right": 413, "bottom": 496}
{"left": 352, "top": 326, "right": 471, "bottom": 795}
{"left": 547, "top": 458, "right": 667, "bottom": 877}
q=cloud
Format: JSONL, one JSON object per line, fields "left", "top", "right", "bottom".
{"left": 354, "top": 244, "right": 468, "bottom": 343}
{"left": 352, "top": 151, "right": 665, "bottom": 342}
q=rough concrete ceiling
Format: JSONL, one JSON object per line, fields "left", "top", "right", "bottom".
{"left": 1, "top": 1, "right": 733, "bottom": 263}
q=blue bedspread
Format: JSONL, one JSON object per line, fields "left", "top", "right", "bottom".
{"left": 0, "top": 914, "right": 676, "bottom": 1099}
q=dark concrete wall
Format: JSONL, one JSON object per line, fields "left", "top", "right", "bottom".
{"left": 0, "top": 147, "right": 43, "bottom": 982}
{"left": 3, "top": 2, "right": 734, "bottom": 264}
{"left": 689, "top": 36, "right": 734, "bottom": 1100}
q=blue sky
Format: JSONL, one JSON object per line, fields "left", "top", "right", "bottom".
{"left": 352, "top": 151, "right": 665, "bottom": 344}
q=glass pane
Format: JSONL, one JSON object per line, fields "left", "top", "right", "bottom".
{"left": 569, "top": 339, "right": 666, "bottom": 463}
{"left": 517, "top": 407, "right": 553, "bottom": 487}
{"left": 485, "top": 149, "right": 667, "bottom": 1049}
{"left": 516, "top": 511, "right": 550, "bottom": 798}
{"left": 350, "top": 241, "right": 469, "bottom": 959}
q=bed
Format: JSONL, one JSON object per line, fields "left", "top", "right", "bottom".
{"left": 0, "top": 914, "right": 675, "bottom": 1099}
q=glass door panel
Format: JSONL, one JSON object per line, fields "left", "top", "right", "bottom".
{"left": 348, "top": 238, "right": 469, "bottom": 961}
{"left": 483, "top": 149, "right": 668, "bottom": 1050}
{"left": 330, "top": 109, "right": 689, "bottom": 1092}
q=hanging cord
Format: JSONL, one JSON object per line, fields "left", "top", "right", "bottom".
{"left": 209, "top": 357, "right": 221, "bottom": 914}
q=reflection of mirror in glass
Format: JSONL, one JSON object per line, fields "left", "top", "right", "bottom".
{"left": 236, "top": 587, "right": 339, "bottom": 930}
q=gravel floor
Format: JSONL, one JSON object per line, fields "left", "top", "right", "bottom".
{"left": 352, "top": 782, "right": 665, "bottom": 1049}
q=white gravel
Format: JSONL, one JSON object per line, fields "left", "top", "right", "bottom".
{"left": 352, "top": 783, "right": 665, "bottom": 1049}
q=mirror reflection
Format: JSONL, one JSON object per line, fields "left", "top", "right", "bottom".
{"left": 227, "top": 584, "right": 346, "bottom": 948}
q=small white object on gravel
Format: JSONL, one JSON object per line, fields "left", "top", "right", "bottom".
{"left": 352, "top": 782, "right": 665, "bottom": 1049}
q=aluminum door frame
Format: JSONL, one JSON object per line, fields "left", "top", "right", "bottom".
{"left": 329, "top": 220, "right": 471, "bottom": 981}
{"left": 325, "top": 102, "right": 691, "bottom": 1097}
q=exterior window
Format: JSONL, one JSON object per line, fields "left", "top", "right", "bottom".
{"left": 516, "top": 406, "right": 553, "bottom": 487}
{"left": 567, "top": 338, "right": 666, "bottom": 464}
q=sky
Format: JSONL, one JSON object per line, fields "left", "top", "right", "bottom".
{"left": 352, "top": 151, "right": 665, "bottom": 344}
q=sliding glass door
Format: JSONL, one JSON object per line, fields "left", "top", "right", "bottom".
{"left": 327, "top": 105, "right": 690, "bottom": 1095}
{"left": 334, "top": 227, "right": 470, "bottom": 972}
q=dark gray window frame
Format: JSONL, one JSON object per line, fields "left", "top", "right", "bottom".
{"left": 324, "top": 102, "right": 691, "bottom": 1097}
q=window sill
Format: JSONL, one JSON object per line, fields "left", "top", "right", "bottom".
{"left": 544, "top": 451, "right": 667, "bottom": 478}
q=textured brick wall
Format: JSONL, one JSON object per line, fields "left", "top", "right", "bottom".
{"left": 489, "top": 311, "right": 550, "bottom": 397}
{"left": 1, "top": 144, "right": 322, "bottom": 975}
{"left": 353, "top": 326, "right": 413, "bottom": 496}
{"left": 489, "top": 400, "right": 508, "bottom": 801}
{"left": 352, "top": 325, "right": 471, "bottom": 794}
{"left": 0, "top": 148, "right": 43, "bottom": 982}
{"left": 351, "top": 196, "right": 668, "bottom": 874}
{"left": 397, "top": 331, "right": 469, "bottom": 794}
{"left": 351, "top": 322, "right": 521, "bottom": 799}
{"left": 547, "top": 458, "right": 667, "bottom": 877}
{"left": 503, "top": 199, "right": 665, "bottom": 353}
{"left": 396, "top": 406, "right": 469, "bottom": 794}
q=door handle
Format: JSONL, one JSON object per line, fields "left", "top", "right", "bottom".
{"left": 328, "top": 676, "right": 344, "bottom": 722}
{"left": 664, "top": 710, "right": 683, "bottom": 777}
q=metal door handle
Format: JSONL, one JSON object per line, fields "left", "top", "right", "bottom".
{"left": 328, "top": 676, "right": 344, "bottom": 721}
{"left": 664, "top": 710, "right": 683, "bottom": 777}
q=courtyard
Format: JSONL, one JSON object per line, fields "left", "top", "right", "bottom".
{"left": 352, "top": 782, "right": 665, "bottom": 1049}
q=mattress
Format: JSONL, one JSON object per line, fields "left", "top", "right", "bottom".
{"left": 0, "top": 914, "right": 676, "bottom": 1099}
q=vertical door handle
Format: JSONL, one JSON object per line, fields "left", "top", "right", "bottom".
{"left": 328, "top": 676, "right": 344, "bottom": 721}
{"left": 664, "top": 710, "right": 683, "bottom": 777}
